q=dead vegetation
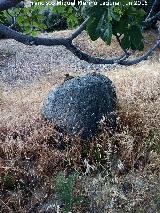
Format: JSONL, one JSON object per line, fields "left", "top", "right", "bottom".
{"left": 0, "top": 31, "right": 160, "bottom": 212}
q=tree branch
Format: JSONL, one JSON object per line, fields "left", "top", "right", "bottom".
{"left": 0, "top": 15, "right": 159, "bottom": 66}
{"left": 0, "top": 0, "right": 23, "bottom": 11}
{"left": 6, "top": 10, "right": 16, "bottom": 28}
{"left": 0, "top": 22, "right": 127, "bottom": 64}
{"left": 69, "top": 18, "right": 89, "bottom": 41}
{"left": 145, "top": 0, "right": 159, "bottom": 20}
{"left": 0, "top": 23, "right": 70, "bottom": 45}
{"left": 120, "top": 39, "right": 160, "bottom": 66}
{"left": 65, "top": 42, "right": 126, "bottom": 64}
{"left": 144, "top": 11, "right": 160, "bottom": 23}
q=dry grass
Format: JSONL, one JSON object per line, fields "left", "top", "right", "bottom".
{"left": 0, "top": 32, "right": 160, "bottom": 212}
{"left": 105, "top": 59, "right": 160, "bottom": 131}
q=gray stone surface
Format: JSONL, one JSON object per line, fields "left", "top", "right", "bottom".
{"left": 42, "top": 73, "right": 117, "bottom": 139}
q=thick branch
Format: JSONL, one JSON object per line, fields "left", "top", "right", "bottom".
{"left": 120, "top": 39, "right": 160, "bottom": 66}
{"left": 0, "top": 0, "right": 22, "bottom": 11}
{"left": 0, "top": 22, "right": 127, "bottom": 64}
{"left": 66, "top": 43, "right": 126, "bottom": 64}
{"left": 0, "top": 23, "right": 69, "bottom": 45}
{"left": 0, "top": 17, "right": 159, "bottom": 66}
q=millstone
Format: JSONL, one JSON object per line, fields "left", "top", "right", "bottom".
{"left": 42, "top": 73, "right": 117, "bottom": 139}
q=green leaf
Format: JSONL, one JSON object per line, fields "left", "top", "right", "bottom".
{"left": 107, "top": 7, "right": 113, "bottom": 22}
{"left": 67, "top": 14, "right": 78, "bottom": 28}
{"left": 111, "top": 10, "right": 121, "bottom": 21}
{"left": 31, "top": 31, "right": 38, "bottom": 36}
{"left": 130, "top": 42, "right": 137, "bottom": 50}
{"left": 113, "top": 5, "right": 123, "bottom": 16}
{"left": 52, "top": 5, "right": 65, "bottom": 15}
{"left": 17, "top": 16, "right": 24, "bottom": 24}
{"left": 24, "top": 25, "right": 31, "bottom": 33}
{"left": 130, "top": 25, "right": 143, "bottom": 49}
{"left": 67, "top": 6, "right": 73, "bottom": 15}
{"left": 121, "top": 33, "right": 130, "bottom": 49}
{"left": 87, "top": 17, "right": 101, "bottom": 41}
{"left": 101, "top": 22, "right": 112, "bottom": 45}
{"left": 137, "top": 41, "right": 144, "bottom": 51}
{"left": 125, "top": 6, "right": 137, "bottom": 16}
{"left": 115, "top": 16, "right": 129, "bottom": 34}
{"left": 136, "top": 8, "right": 147, "bottom": 22}
{"left": 87, "top": 5, "right": 106, "bottom": 19}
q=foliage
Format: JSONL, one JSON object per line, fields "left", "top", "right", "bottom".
{"left": 0, "top": 0, "right": 159, "bottom": 52}
{"left": 0, "top": 9, "right": 23, "bottom": 33}
{"left": 40, "top": 5, "right": 82, "bottom": 32}
{"left": 0, "top": 3, "right": 80, "bottom": 35}
{"left": 40, "top": 6, "right": 68, "bottom": 32}
{"left": 0, "top": 1, "right": 144, "bottom": 46}
{"left": 85, "top": 3, "right": 146, "bottom": 50}
{"left": 55, "top": 172, "right": 83, "bottom": 212}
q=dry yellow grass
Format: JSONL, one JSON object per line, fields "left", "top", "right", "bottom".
{"left": 0, "top": 56, "right": 159, "bottom": 212}
{"left": 105, "top": 60, "right": 160, "bottom": 130}
{"left": 1, "top": 55, "right": 159, "bottom": 133}
{"left": 0, "top": 31, "right": 160, "bottom": 212}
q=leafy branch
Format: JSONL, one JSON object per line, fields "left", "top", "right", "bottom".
{"left": 0, "top": 0, "right": 159, "bottom": 66}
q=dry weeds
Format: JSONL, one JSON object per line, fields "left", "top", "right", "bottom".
{"left": 0, "top": 31, "right": 160, "bottom": 212}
